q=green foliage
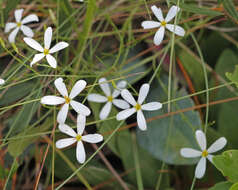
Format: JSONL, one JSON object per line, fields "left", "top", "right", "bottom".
{"left": 7, "top": 118, "right": 52, "bottom": 157}
{"left": 213, "top": 150, "right": 238, "bottom": 183}
{"left": 226, "top": 65, "right": 238, "bottom": 88}
{"left": 223, "top": 0, "right": 238, "bottom": 22}
{"left": 209, "top": 181, "right": 233, "bottom": 190}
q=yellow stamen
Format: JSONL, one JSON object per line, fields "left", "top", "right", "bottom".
{"left": 161, "top": 20, "right": 167, "bottom": 27}
{"left": 17, "top": 22, "right": 22, "bottom": 27}
{"left": 134, "top": 103, "right": 141, "bottom": 111}
{"left": 44, "top": 48, "right": 49, "bottom": 55}
{"left": 202, "top": 150, "right": 208, "bottom": 157}
{"left": 64, "top": 96, "right": 71, "bottom": 104}
{"left": 107, "top": 96, "right": 113, "bottom": 102}
{"left": 76, "top": 134, "right": 82, "bottom": 141}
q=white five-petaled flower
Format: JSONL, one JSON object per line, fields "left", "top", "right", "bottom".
{"left": 5, "top": 9, "right": 39, "bottom": 43}
{"left": 0, "top": 79, "right": 5, "bottom": 85}
{"left": 41, "top": 78, "right": 91, "bottom": 124}
{"left": 56, "top": 114, "right": 103, "bottom": 164}
{"left": 87, "top": 78, "right": 130, "bottom": 120}
{"left": 116, "top": 83, "right": 162, "bottom": 131}
{"left": 141, "top": 5, "right": 185, "bottom": 46}
{"left": 180, "top": 130, "right": 227, "bottom": 179}
{"left": 23, "top": 27, "right": 69, "bottom": 68}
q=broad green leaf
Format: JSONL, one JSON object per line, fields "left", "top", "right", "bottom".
{"left": 230, "top": 182, "right": 238, "bottom": 190}
{"left": 0, "top": 81, "right": 35, "bottom": 106}
{"left": 213, "top": 150, "right": 238, "bottom": 183}
{"left": 223, "top": 0, "right": 238, "bottom": 22}
{"left": 209, "top": 181, "right": 233, "bottom": 190}
{"left": 8, "top": 118, "right": 52, "bottom": 157}
{"left": 226, "top": 65, "right": 238, "bottom": 88}
{"left": 211, "top": 49, "right": 238, "bottom": 148}
{"left": 137, "top": 75, "right": 202, "bottom": 165}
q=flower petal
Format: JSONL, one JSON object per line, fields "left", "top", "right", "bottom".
{"left": 195, "top": 130, "right": 207, "bottom": 151}
{"left": 137, "top": 110, "right": 147, "bottom": 131}
{"left": 56, "top": 138, "right": 76, "bottom": 149}
{"left": 112, "top": 99, "right": 130, "bottom": 109}
{"left": 112, "top": 80, "right": 127, "bottom": 98}
{"left": 207, "top": 137, "right": 227, "bottom": 154}
{"left": 76, "top": 141, "right": 86, "bottom": 164}
{"left": 121, "top": 89, "right": 136, "bottom": 106}
{"left": 49, "top": 42, "right": 69, "bottom": 54}
{"left": 23, "top": 37, "right": 44, "bottom": 52}
{"left": 195, "top": 157, "right": 206, "bottom": 179}
{"left": 30, "top": 53, "right": 45, "bottom": 67}
{"left": 41, "top": 96, "right": 65, "bottom": 105}
{"left": 21, "top": 14, "right": 39, "bottom": 24}
{"left": 14, "top": 9, "right": 24, "bottom": 22}
{"left": 44, "top": 27, "right": 52, "bottom": 49}
{"left": 20, "top": 25, "right": 34, "bottom": 37}
{"left": 142, "top": 102, "right": 162, "bottom": 111}
{"left": 46, "top": 54, "right": 57, "bottom": 68}
{"left": 57, "top": 103, "right": 69, "bottom": 124}
{"left": 99, "top": 78, "right": 111, "bottom": 97}
{"left": 153, "top": 26, "right": 165, "bottom": 46}
{"left": 165, "top": 24, "right": 185, "bottom": 36}
{"left": 165, "top": 5, "right": 180, "bottom": 22}
{"left": 99, "top": 102, "right": 112, "bottom": 120}
{"left": 58, "top": 123, "right": 77, "bottom": 137}
{"left": 0, "top": 79, "right": 5, "bottom": 85}
{"left": 77, "top": 114, "right": 86, "bottom": 135}
{"left": 82, "top": 134, "right": 103, "bottom": 143}
{"left": 180, "top": 148, "right": 202, "bottom": 158}
{"left": 8, "top": 28, "right": 19, "bottom": 43}
{"left": 69, "top": 80, "right": 87, "bottom": 99}
{"left": 141, "top": 21, "right": 161, "bottom": 29}
{"left": 138, "top": 83, "right": 150, "bottom": 104}
{"left": 4, "top": 23, "right": 16, "bottom": 33}
{"left": 70, "top": 100, "right": 91, "bottom": 116}
{"left": 151, "top": 5, "right": 164, "bottom": 22}
{"left": 87, "top": 94, "right": 107, "bottom": 103}
{"left": 54, "top": 77, "right": 68, "bottom": 97}
{"left": 117, "top": 108, "right": 136, "bottom": 120}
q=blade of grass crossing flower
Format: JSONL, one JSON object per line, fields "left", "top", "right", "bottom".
{"left": 132, "top": 132, "right": 144, "bottom": 190}
{"left": 55, "top": 121, "right": 124, "bottom": 190}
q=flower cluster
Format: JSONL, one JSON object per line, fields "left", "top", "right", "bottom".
{"left": 3, "top": 5, "right": 228, "bottom": 180}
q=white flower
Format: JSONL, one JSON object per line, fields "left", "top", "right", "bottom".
{"left": 0, "top": 79, "right": 5, "bottom": 85}
{"left": 87, "top": 78, "right": 130, "bottom": 120}
{"left": 116, "top": 83, "right": 162, "bottom": 131}
{"left": 5, "top": 9, "right": 39, "bottom": 43}
{"left": 23, "top": 27, "right": 69, "bottom": 68}
{"left": 56, "top": 114, "right": 103, "bottom": 164}
{"left": 41, "top": 78, "right": 91, "bottom": 123}
{"left": 141, "top": 5, "right": 185, "bottom": 45}
{"left": 180, "top": 130, "right": 227, "bottom": 179}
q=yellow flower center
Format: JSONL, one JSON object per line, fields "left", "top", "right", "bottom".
{"left": 44, "top": 48, "right": 49, "bottom": 55}
{"left": 76, "top": 134, "right": 82, "bottom": 141}
{"left": 202, "top": 150, "right": 208, "bottom": 157}
{"left": 134, "top": 103, "right": 141, "bottom": 111}
{"left": 17, "top": 22, "right": 22, "bottom": 27}
{"left": 161, "top": 20, "right": 167, "bottom": 27}
{"left": 107, "top": 96, "right": 113, "bottom": 102}
{"left": 64, "top": 96, "right": 71, "bottom": 104}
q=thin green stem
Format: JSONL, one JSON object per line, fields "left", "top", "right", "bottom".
{"left": 190, "top": 177, "right": 196, "bottom": 190}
